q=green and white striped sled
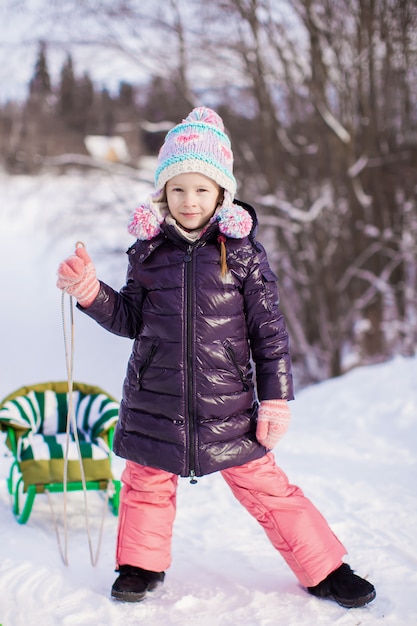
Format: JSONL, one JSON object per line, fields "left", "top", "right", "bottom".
{"left": 0, "top": 381, "right": 121, "bottom": 523}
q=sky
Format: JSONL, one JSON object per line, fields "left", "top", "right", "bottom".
{"left": 0, "top": 0, "right": 302, "bottom": 104}
{"left": 0, "top": 0, "right": 151, "bottom": 102}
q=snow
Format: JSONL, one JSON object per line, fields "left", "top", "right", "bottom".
{"left": 1, "top": 171, "right": 417, "bottom": 626}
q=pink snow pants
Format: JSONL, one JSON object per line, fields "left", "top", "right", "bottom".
{"left": 116, "top": 452, "right": 346, "bottom": 587}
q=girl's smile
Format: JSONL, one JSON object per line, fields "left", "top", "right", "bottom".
{"left": 166, "top": 172, "right": 222, "bottom": 231}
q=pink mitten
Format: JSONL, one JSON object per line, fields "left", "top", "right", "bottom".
{"left": 57, "top": 245, "right": 100, "bottom": 307}
{"left": 256, "top": 399, "right": 291, "bottom": 449}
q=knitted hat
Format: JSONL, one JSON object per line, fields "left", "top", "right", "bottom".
{"left": 154, "top": 107, "right": 237, "bottom": 198}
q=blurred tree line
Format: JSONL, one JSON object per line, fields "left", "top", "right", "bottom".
{"left": 0, "top": 41, "right": 163, "bottom": 171}
{"left": 1, "top": 0, "right": 416, "bottom": 385}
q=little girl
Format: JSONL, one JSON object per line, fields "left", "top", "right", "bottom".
{"left": 57, "top": 107, "right": 375, "bottom": 608}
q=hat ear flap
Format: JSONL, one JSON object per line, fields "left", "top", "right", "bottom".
{"left": 128, "top": 194, "right": 165, "bottom": 240}
{"left": 216, "top": 192, "right": 253, "bottom": 239}
{"left": 223, "top": 190, "right": 233, "bottom": 206}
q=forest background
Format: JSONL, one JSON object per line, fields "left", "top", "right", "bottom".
{"left": 1, "top": 0, "right": 416, "bottom": 387}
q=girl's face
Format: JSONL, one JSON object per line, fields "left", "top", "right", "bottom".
{"left": 166, "top": 173, "right": 222, "bottom": 231}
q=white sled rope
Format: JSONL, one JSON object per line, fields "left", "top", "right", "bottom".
{"left": 55, "top": 257, "right": 111, "bottom": 567}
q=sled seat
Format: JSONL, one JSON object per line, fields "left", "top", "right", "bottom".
{"left": 0, "top": 381, "right": 121, "bottom": 523}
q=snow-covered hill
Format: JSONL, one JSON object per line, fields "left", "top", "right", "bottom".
{"left": 1, "top": 172, "right": 416, "bottom": 625}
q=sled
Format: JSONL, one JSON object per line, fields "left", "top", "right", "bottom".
{"left": 0, "top": 381, "right": 121, "bottom": 524}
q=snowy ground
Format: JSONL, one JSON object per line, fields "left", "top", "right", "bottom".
{"left": 0, "top": 171, "right": 416, "bottom": 626}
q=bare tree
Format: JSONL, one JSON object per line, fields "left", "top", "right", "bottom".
{"left": 200, "top": 0, "right": 417, "bottom": 381}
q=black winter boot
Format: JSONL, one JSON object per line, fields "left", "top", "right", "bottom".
{"left": 307, "top": 563, "right": 376, "bottom": 608}
{"left": 111, "top": 565, "right": 165, "bottom": 602}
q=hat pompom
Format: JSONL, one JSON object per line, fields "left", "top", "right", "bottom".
{"left": 216, "top": 198, "right": 253, "bottom": 239}
{"left": 184, "top": 107, "right": 224, "bottom": 131}
{"left": 128, "top": 199, "right": 164, "bottom": 240}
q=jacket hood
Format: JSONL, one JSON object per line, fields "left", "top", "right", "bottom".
{"left": 127, "top": 190, "right": 256, "bottom": 242}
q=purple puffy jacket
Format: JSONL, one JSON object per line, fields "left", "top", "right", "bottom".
{"left": 81, "top": 200, "right": 294, "bottom": 478}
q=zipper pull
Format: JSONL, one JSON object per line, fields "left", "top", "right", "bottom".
{"left": 184, "top": 245, "right": 193, "bottom": 263}
{"left": 189, "top": 470, "right": 198, "bottom": 485}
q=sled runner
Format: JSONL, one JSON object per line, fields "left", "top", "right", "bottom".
{"left": 0, "top": 381, "right": 121, "bottom": 524}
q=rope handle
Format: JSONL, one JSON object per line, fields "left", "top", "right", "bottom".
{"left": 54, "top": 271, "right": 108, "bottom": 567}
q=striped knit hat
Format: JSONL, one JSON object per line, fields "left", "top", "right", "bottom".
{"left": 154, "top": 107, "right": 237, "bottom": 199}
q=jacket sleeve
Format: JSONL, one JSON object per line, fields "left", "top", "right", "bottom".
{"left": 77, "top": 248, "right": 146, "bottom": 339}
{"left": 243, "top": 242, "right": 294, "bottom": 401}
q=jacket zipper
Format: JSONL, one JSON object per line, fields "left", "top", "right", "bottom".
{"left": 224, "top": 342, "right": 250, "bottom": 392}
{"left": 185, "top": 244, "right": 198, "bottom": 483}
{"left": 137, "top": 342, "right": 158, "bottom": 389}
